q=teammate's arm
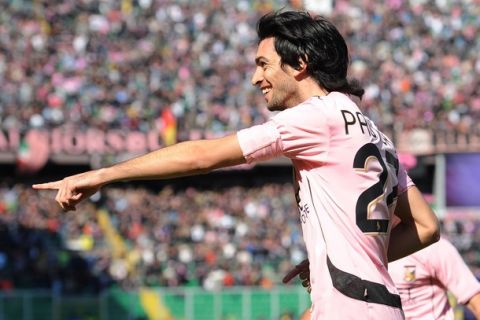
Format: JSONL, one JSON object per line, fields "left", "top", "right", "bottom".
{"left": 387, "top": 185, "right": 440, "bottom": 262}
{"left": 33, "top": 134, "right": 246, "bottom": 211}
{"left": 466, "top": 293, "right": 480, "bottom": 319}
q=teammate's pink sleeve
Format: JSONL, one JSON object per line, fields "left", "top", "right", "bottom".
{"left": 427, "top": 237, "right": 480, "bottom": 304}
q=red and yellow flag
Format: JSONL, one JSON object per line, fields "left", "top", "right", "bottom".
{"left": 161, "top": 108, "right": 177, "bottom": 146}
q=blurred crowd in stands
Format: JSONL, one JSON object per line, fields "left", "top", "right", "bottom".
{"left": 0, "top": 0, "right": 479, "bottom": 144}
{"left": 0, "top": 0, "right": 480, "bottom": 294}
{"left": 0, "top": 183, "right": 304, "bottom": 293}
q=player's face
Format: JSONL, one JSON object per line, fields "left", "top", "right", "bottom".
{"left": 251, "top": 37, "right": 299, "bottom": 111}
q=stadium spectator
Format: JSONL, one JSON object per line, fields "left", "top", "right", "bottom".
{"left": 33, "top": 10, "right": 439, "bottom": 319}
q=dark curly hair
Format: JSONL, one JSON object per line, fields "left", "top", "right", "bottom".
{"left": 257, "top": 10, "right": 364, "bottom": 99}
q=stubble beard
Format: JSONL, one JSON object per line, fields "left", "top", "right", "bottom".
{"left": 266, "top": 88, "right": 295, "bottom": 112}
{"left": 267, "top": 101, "right": 286, "bottom": 112}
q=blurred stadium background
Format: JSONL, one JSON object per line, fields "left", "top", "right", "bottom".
{"left": 0, "top": 0, "right": 479, "bottom": 319}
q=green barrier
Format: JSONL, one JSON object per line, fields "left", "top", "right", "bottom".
{"left": 0, "top": 286, "right": 310, "bottom": 320}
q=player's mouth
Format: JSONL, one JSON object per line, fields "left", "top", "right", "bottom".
{"left": 261, "top": 87, "right": 272, "bottom": 101}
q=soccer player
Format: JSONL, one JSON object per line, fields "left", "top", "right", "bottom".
{"left": 33, "top": 11, "right": 439, "bottom": 319}
{"left": 389, "top": 237, "right": 480, "bottom": 319}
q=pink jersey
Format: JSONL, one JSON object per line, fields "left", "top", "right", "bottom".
{"left": 237, "top": 92, "right": 413, "bottom": 319}
{"left": 389, "top": 237, "right": 480, "bottom": 320}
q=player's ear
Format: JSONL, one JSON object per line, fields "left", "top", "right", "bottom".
{"left": 292, "top": 59, "right": 307, "bottom": 78}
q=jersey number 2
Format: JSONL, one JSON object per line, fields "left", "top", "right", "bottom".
{"left": 353, "top": 143, "right": 399, "bottom": 234}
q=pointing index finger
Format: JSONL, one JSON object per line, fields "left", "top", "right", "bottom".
{"left": 32, "top": 181, "right": 62, "bottom": 190}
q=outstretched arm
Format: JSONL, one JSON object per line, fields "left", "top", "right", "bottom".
{"left": 388, "top": 186, "right": 440, "bottom": 262}
{"left": 33, "top": 134, "right": 245, "bottom": 211}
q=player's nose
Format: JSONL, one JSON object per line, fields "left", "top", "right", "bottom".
{"left": 251, "top": 66, "right": 263, "bottom": 86}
